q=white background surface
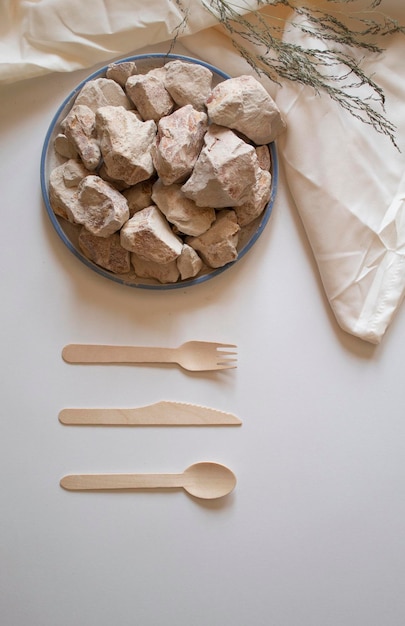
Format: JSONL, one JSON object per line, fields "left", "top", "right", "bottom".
{"left": 1, "top": 43, "right": 405, "bottom": 626}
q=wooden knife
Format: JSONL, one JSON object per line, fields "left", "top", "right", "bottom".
{"left": 59, "top": 401, "right": 242, "bottom": 426}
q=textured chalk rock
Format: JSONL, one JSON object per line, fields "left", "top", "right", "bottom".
{"left": 181, "top": 125, "right": 260, "bottom": 208}
{"left": 151, "top": 179, "right": 215, "bottom": 236}
{"left": 131, "top": 253, "right": 180, "bottom": 284}
{"left": 126, "top": 74, "right": 174, "bottom": 122}
{"left": 186, "top": 209, "right": 240, "bottom": 268}
{"left": 96, "top": 106, "right": 157, "bottom": 185}
{"left": 48, "top": 159, "right": 91, "bottom": 221}
{"left": 176, "top": 244, "right": 203, "bottom": 280}
{"left": 79, "top": 228, "right": 131, "bottom": 273}
{"left": 97, "top": 163, "right": 130, "bottom": 191}
{"left": 206, "top": 75, "right": 286, "bottom": 144}
{"left": 63, "top": 104, "right": 101, "bottom": 171}
{"left": 123, "top": 179, "right": 155, "bottom": 216}
{"left": 75, "top": 77, "right": 132, "bottom": 112}
{"left": 77, "top": 175, "right": 129, "bottom": 237}
{"left": 61, "top": 159, "right": 91, "bottom": 188}
{"left": 234, "top": 169, "right": 272, "bottom": 226}
{"left": 255, "top": 145, "right": 271, "bottom": 172}
{"left": 120, "top": 205, "right": 183, "bottom": 263}
{"left": 147, "top": 67, "right": 168, "bottom": 82}
{"left": 152, "top": 104, "right": 208, "bottom": 185}
{"left": 106, "top": 61, "right": 138, "bottom": 87}
{"left": 54, "top": 133, "right": 78, "bottom": 159}
{"left": 164, "top": 60, "right": 213, "bottom": 111}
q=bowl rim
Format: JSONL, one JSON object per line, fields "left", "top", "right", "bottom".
{"left": 40, "top": 53, "right": 278, "bottom": 290}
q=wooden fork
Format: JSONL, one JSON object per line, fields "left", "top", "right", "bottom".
{"left": 62, "top": 341, "right": 237, "bottom": 372}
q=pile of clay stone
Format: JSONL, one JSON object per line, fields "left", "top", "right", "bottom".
{"left": 48, "top": 58, "right": 285, "bottom": 284}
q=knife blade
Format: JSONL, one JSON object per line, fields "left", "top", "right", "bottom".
{"left": 58, "top": 401, "right": 242, "bottom": 426}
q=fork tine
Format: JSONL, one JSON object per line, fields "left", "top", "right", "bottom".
{"left": 212, "top": 361, "right": 236, "bottom": 370}
{"left": 216, "top": 354, "right": 238, "bottom": 367}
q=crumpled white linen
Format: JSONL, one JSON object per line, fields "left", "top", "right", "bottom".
{"left": 274, "top": 8, "right": 405, "bottom": 344}
{"left": 2, "top": 0, "right": 405, "bottom": 343}
{"left": 0, "top": 0, "right": 224, "bottom": 83}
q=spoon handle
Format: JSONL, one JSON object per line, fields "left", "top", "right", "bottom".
{"left": 60, "top": 473, "right": 184, "bottom": 491}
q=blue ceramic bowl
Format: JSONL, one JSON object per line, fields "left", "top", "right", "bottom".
{"left": 41, "top": 53, "right": 278, "bottom": 290}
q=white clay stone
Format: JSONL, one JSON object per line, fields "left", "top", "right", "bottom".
{"left": 234, "top": 169, "right": 272, "bottom": 226}
{"left": 77, "top": 175, "right": 129, "bottom": 237}
{"left": 186, "top": 209, "right": 240, "bottom": 268}
{"left": 181, "top": 124, "right": 260, "bottom": 208}
{"left": 97, "top": 163, "right": 130, "bottom": 191}
{"left": 152, "top": 104, "right": 208, "bottom": 185}
{"left": 79, "top": 228, "right": 131, "bottom": 273}
{"left": 164, "top": 60, "right": 213, "bottom": 111}
{"left": 106, "top": 61, "right": 138, "bottom": 87}
{"left": 63, "top": 104, "right": 101, "bottom": 170}
{"left": 96, "top": 105, "right": 157, "bottom": 185}
{"left": 48, "top": 159, "right": 90, "bottom": 221}
{"left": 75, "top": 77, "right": 132, "bottom": 112}
{"left": 131, "top": 253, "right": 180, "bottom": 284}
{"left": 54, "top": 133, "right": 78, "bottom": 159}
{"left": 176, "top": 244, "right": 203, "bottom": 280}
{"left": 126, "top": 74, "right": 174, "bottom": 121}
{"left": 151, "top": 179, "right": 215, "bottom": 236}
{"left": 255, "top": 145, "right": 271, "bottom": 171}
{"left": 206, "top": 75, "right": 286, "bottom": 144}
{"left": 120, "top": 205, "right": 183, "bottom": 263}
{"left": 123, "top": 180, "right": 155, "bottom": 216}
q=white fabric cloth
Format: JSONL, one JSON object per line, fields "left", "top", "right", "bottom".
{"left": 275, "top": 6, "right": 405, "bottom": 344}
{"left": 2, "top": 0, "right": 405, "bottom": 343}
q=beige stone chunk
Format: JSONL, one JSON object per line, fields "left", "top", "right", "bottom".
{"left": 75, "top": 77, "right": 132, "bottom": 112}
{"left": 97, "top": 163, "right": 130, "bottom": 191}
{"left": 164, "top": 60, "right": 213, "bottom": 111}
{"left": 255, "top": 145, "right": 271, "bottom": 171}
{"left": 177, "top": 244, "right": 203, "bottom": 280}
{"left": 234, "top": 169, "right": 272, "bottom": 227}
{"left": 77, "top": 175, "right": 129, "bottom": 237}
{"left": 147, "top": 67, "right": 167, "bottom": 82}
{"left": 126, "top": 74, "right": 174, "bottom": 121}
{"left": 54, "top": 133, "right": 78, "bottom": 159}
{"left": 106, "top": 61, "right": 138, "bottom": 87}
{"left": 96, "top": 106, "right": 157, "bottom": 186}
{"left": 152, "top": 105, "right": 208, "bottom": 185}
{"left": 131, "top": 253, "right": 180, "bottom": 284}
{"left": 206, "top": 75, "right": 286, "bottom": 144}
{"left": 151, "top": 179, "right": 215, "bottom": 236}
{"left": 62, "top": 159, "right": 91, "bottom": 188}
{"left": 123, "top": 180, "right": 154, "bottom": 216}
{"left": 186, "top": 209, "right": 240, "bottom": 268}
{"left": 120, "top": 205, "right": 183, "bottom": 263}
{"left": 63, "top": 104, "right": 101, "bottom": 170}
{"left": 79, "top": 228, "right": 131, "bottom": 273}
{"left": 181, "top": 125, "right": 259, "bottom": 208}
{"left": 48, "top": 159, "right": 90, "bottom": 221}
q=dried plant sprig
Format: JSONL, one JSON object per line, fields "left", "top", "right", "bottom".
{"left": 172, "top": 0, "right": 404, "bottom": 147}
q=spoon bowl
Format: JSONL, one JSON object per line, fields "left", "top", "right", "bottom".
{"left": 182, "top": 462, "right": 237, "bottom": 499}
{"left": 60, "top": 461, "right": 237, "bottom": 500}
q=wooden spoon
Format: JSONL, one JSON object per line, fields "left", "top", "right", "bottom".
{"left": 60, "top": 462, "right": 236, "bottom": 500}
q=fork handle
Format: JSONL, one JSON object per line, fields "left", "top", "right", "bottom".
{"left": 62, "top": 344, "right": 175, "bottom": 365}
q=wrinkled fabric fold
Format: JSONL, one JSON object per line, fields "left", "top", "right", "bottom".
{"left": 274, "top": 20, "right": 405, "bottom": 343}
{"left": 0, "top": 0, "right": 237, "bottom": 83}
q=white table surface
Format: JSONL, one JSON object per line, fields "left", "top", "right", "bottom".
{"left": 2, "top": 44, "right": 405, "bottom": 626}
